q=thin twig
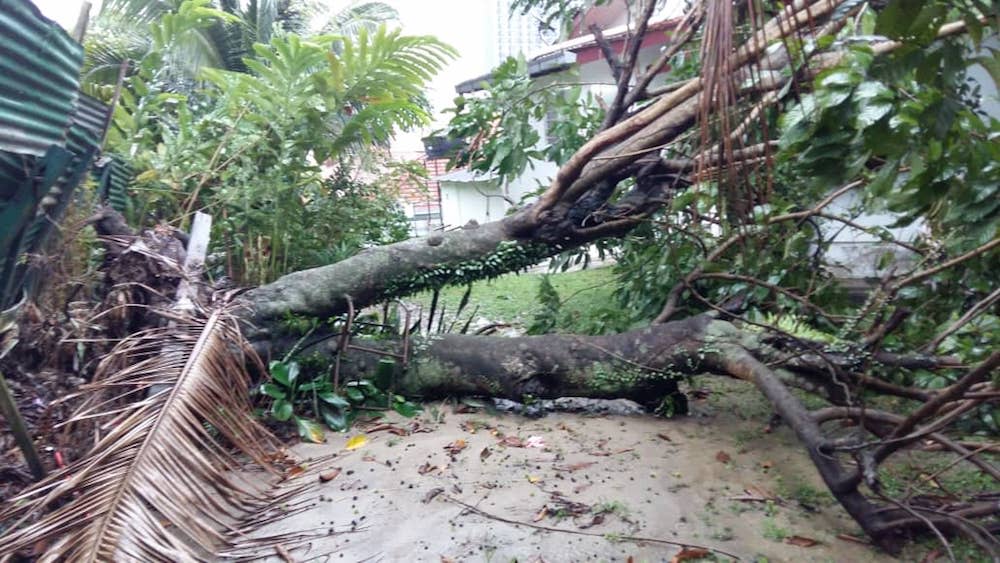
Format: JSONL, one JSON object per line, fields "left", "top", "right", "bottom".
{"left": 441, "top": 495, "right": 741, "bottom": 560}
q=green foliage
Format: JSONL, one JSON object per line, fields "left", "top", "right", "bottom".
{"left": 260, "top": 357, "right": 420, "bottom": 440}
{"left": 611, "top": 0, "right": 998, "bottom": 375}
{"left": 527, "top": 271, "right": 634, "bottom": 335}
{"left": 97, "top": 3, "right": 453, "bottom": 284}
{"left": 527, "top": 275, "right": 561, "bottom": 334}
{"left": 86, "top": 0, "right": 401, "bottom": 87}
{"left": 443, "top": 56, "right": 604, "bottom": 186}
{"left": 772, "top": 0, "right": 999, "bottom": 376}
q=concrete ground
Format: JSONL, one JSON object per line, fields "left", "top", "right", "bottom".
{"left": 251, "top": 379, "right": 898, "bottom": 563}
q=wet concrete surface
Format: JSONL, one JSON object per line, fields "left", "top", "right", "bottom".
{"left": 252, "top": 380, "right": 896, "bottom": 562}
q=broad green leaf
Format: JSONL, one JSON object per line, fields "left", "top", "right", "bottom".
{"left": 392, "top": 400, "right": 421, "bottom": 418}
{"left": 321, "top": 406, "right": 349, "bottom": 431}
{"left": 272, "top": 399, "right": 293, "bottom": 422}
{"left": 269, "top": 361, "right": 290, "bottom": 385}
{"left": 296, "top": 417, "right": 326, "bottom": 443}
{"left": 261, "top": 383, "right": 286, "bottom": 400}
{"left": 345, "top": 387, "right": 365, "bottom": 402}
{"left": 319, "top": 392, "right": 351, "bottom": 408}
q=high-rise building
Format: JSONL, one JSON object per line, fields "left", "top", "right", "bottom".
{"left": 492, "top": 0, "right": 551, "bottom": 65}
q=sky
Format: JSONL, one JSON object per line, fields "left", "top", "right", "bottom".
{"left": 33, "top": 0, "right": 496, "bottom": 156}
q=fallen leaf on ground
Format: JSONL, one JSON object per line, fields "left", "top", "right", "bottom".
{"left": 367, "top": 423, "right": 409, "bottom": 436}
{"left": 345, "top": 435, "right": 368, "bottom": 450}
{"left": 444, "top": 439, "right": 467, "bottom": 457}
{"left": 362, "top": 455, "right": 376, "bottom": 462}
{"left": 318, "top": 468, "right": 341, "bottom": 483}
{"left": 422, "top": 487, "right": 444, "bottom": 504}
{"left": 441, "top": 557, "right": 456, "bottom": 563}
{"left": 417, "top": 462, "right": 439, "bottom": 475}
{"left": 670, "top": 547, "right": 710, "bottom": 562}
{"left": 715, "top": 451, "right": 731, "bottom": 463}
{"left": 656, "top": 433, "right": 672, "bottom": 441}
{"left": 533, "top": 506, "right": 549, "bottom": 522}
{"left": 285, "top": 465, "right": 306, "bottom": 478}
{"left": 760, "top": 460, "right": 774, "bottom": 470}
{"left": 555, "top": 461, "right": 595, "bottom": 472}
{"left": 498, "top": 435, "right": 525, "bottom": 447}
{"left": 526, "top": 475, "right": 541, "bottom": 484}
{"left": 411, "top": 421, "right": 433, "bottom": 433}
{"left": 785, "top": 535, "right": 820, "bottom": 547}
{"left": 480, "top": 447, "right": 492, "bottom": 461}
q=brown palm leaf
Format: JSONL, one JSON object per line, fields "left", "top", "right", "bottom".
{"left": 0, "top": 308, "right": 301, "bottom": 561}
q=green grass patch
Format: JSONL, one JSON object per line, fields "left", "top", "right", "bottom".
{"left": 409, "top": 266, "right": 617, "bottom": 326}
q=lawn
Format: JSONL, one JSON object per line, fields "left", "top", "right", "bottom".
{"left": 408, "top": 265, "right": 619, "bottom": 329}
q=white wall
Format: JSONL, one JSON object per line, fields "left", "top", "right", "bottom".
{"left": 439, "top": 179, "right": 509, "bottom": 226}
{"left": 820, "top": 190, "right": 923, "bottom": 279}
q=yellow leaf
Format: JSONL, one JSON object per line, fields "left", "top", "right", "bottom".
{"left": 526, "top": 475, "right": 541, "bottom": 484}
{"left": 345, "top": 435, "right": 368, "bottom": 450}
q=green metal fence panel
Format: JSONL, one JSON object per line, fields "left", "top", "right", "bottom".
{"left": 0, "top": 0, "right": 111, "bottom": 308}
{"left": 0, "top": 0, "right": 84, "bottom": 156}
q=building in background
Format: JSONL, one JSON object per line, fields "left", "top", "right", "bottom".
{"left": 392, "top": 0, "right": 554, "bottom": 234}
{"left": 438, "top": 3, "right": 682, "bottom": 228}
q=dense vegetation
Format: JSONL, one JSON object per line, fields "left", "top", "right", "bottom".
{"left": 0, "top": 0, "right": 997, "bottom": 560}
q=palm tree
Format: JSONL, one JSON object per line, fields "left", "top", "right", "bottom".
{"left": 82, "top": 0, "right": 400, "bottom": 87}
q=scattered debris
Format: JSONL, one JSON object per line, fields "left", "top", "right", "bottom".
{"left": 422, "top": 487, "right": 445, "bottom": 504}
{"left": 498, "top": 435, "right": 525, "bottom": 447}
{"left": 443, "top": 439, "right": 467, "bottom": 459}
{"left": 274, "top": 544, "right": 295, "bottom": 562}
{"left": 365, "top": 423, "right": 409, "bottom": 436}
{"left": 525, "top": 436, "right": 546, "bottom": 449}
{"left": 491, "top": 397, "right": 646, "bottom": 417}
{"left": 318, "top": 468, "right": 341, "bottom": 483}
{"left": 554, "top": 461, "right": 595, "bottom": 472}
{"left": 715, "top": 451, "right": 731, "bottom": 464}
{"left": 345, "top": 435, "right": 368, "bottom": 450}
{"left": 670, "top": 546, "right": 710, "bottom": 562}
{"left": 785, "top": 535, "right": 820, "bottom": 547}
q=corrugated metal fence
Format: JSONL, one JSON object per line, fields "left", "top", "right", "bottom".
{"left": 0, "top": 0, "right": 113, "bottom": 309}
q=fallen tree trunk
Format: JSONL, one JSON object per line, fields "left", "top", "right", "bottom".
{"left": 262, "top": 315, "right": 719, "bottom": 404}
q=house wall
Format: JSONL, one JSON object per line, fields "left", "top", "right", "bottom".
{"left": 439, "top": 179, "right": 509, "bottom": 226}
{"left": 820, "top": 190, "right": 923, "bottom": 279}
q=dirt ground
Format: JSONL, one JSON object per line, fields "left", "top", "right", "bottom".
{"left": 255, "top": 379, "right": 901, "bottom": 563}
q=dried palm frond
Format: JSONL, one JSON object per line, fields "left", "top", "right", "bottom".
{"left": 0, "top": 308, "right": 304, "bottom": 561}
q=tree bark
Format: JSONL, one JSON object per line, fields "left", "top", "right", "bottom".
{"left": 261, "top": 315, "right": 719, "bottom": 405}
